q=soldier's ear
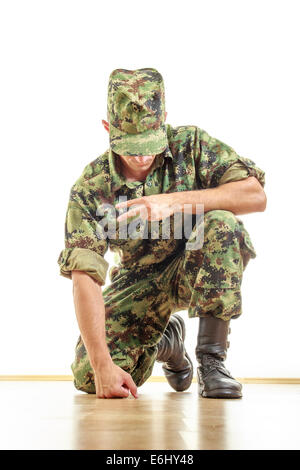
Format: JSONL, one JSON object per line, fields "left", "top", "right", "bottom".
{"left": 165, "top": 112, "right": 167, "bottom": 120}
{"left": 102, "top": 119, "right": 109, "bottom": 132}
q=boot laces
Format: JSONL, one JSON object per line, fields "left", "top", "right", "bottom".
{"left": 202, "top": 353, "right": 223, "bottom": 370}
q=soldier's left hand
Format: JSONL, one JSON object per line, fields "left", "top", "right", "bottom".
{"left": 115, "top": 193, "right": 181, "bottom": 223}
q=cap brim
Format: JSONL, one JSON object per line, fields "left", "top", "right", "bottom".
{"left": 109, "top": 123, "right": 168, "bottom": 156}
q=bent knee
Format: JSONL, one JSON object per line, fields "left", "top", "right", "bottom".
{"left": 204, "top": 210, "right": 239, "bottom": 231}
{"left": 73, "top": 375, "right": 96, "bottom": 394}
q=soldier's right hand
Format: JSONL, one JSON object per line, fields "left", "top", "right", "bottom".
{"left": 93, "top": 360, "right": 138, "bottom": 399}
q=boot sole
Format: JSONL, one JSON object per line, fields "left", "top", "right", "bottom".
{"left": 162, "top": 359, "right": 194, "bottom": 392}
{"left": 173, "top": 351, "right": 194, "bottom": 392}
{"left": 175, "top": 313, "right": 194, "bottom": 390}
{"left": 199, "top": 385, "right": 242, "bottom": 399}
{"left": 164, "top": 314, "right": 193, "bottom": 392}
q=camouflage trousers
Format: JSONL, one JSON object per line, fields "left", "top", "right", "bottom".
{"left": 72, "top": 210, "right": 256, "bottom": 393}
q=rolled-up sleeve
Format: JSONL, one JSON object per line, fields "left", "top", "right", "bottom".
{"left": 57, "top": 185, "right": 109, "bottom": 286}
{"left": 194, "top": 127, "right": 266, "bottom": 189}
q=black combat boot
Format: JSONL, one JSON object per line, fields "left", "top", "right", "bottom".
{"left": 195, "top": 315, "right": 242, "bottom": 398}
{"left": 156, "top": 313, "right": 193, "bottom": 392}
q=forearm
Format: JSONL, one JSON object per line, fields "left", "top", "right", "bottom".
{"left": 72, "top": 270, "right": 112, "bottom": 369}
{"left": 174, "top": 176, "right": 267, "bottom": 216}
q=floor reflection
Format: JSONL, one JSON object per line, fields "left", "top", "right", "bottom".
{"left": 71, "top": 382, "right": 231, "bottom": 450}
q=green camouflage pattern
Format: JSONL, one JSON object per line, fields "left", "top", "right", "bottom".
{"left": 71, "top": 209, "right": 257, "bottom": 393}
{"left": 57, "top": 123, "right": 265, "bottom": 393}
{"left": 107, "top": 68, "right": 168, "bottom": 156}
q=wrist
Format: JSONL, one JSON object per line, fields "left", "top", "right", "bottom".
{"left": 90, "top": 351, "right": 112, "bottom": 370}
{"left": 168, "top": 192, "right": 184, "bottom": 213}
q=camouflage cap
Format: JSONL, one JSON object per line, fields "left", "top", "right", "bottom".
{"left": 107, "top": 68, "right": 168, "bottom": 157}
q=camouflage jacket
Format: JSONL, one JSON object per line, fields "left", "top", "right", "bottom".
{"left": 57, "top": 124, "right": 265, "bottom": 286}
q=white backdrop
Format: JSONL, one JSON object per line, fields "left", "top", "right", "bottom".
{"left": 0, "top": 0, "right": 299, "bottom": 377}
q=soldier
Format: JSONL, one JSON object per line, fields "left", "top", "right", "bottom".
{"left": 58, "top": 68, "right": 266, "bottom": 399}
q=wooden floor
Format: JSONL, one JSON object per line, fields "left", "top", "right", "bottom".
{"left": 0, "top": 381, "right": 299, "bottom": 450}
